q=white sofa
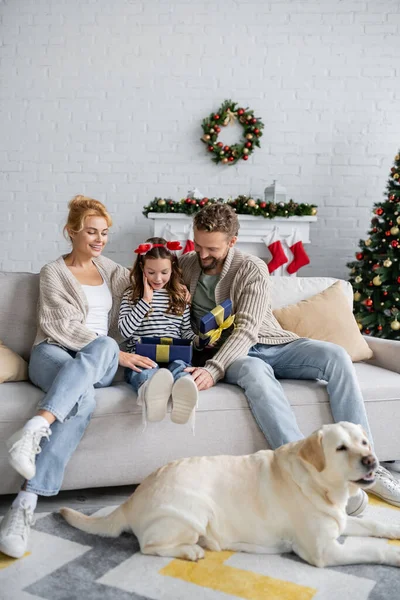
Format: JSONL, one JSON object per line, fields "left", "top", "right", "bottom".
{"left": 1, "top": 271, "right": 400, "bottom": 496}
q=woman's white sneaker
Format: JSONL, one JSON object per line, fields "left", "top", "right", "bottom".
{"left": 7, "top": 426, "right": 51, "bottom": 480}
{"left": 0, "top": 501, "right": 35, "bottom": 558}
{"left": 369, "top": 466, "right": 400, "bottom": 507}
{"left": 171, "top": 376, "right": 198, "bottom": 424}
{"left": 143, "top": 369, "right": 174, "bottom": 422}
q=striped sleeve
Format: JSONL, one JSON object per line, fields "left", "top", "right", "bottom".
{"left": 203, "top": 261, "right": 271, "bottom": 383}
{"left": 118, "top": 291, "right": 151, "bottom": 340}
{"left": 180, "top": 304, "right": 197, "bottom": 340}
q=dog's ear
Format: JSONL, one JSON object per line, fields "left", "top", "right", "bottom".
{"left": 298, "top": 430, "right": 325, "bottom": 472}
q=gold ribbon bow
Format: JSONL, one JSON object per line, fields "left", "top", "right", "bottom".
{"left": 223, "top": 108, "right": 237, "bottom": 126}
{"left": 200, "top": 306, "right": 235, "bottom": 345}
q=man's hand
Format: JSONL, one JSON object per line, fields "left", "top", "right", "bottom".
{"left": 119, "top": 351, "right": 156, "bottom": 373}
{"left": 184, "top": 366, "right": 214, "bottom": 391}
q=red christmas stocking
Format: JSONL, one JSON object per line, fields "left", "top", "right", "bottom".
{"left": 286, "top": 229, "right": 310, "bottom": 274}
{"left": 264, "top": 228, "right": 288, "bottom": 273}
{"left": 182, "top": 224, "right": 195, "bottom": 254}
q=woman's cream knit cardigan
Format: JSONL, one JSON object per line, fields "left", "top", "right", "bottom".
{"left": 33, "top": 255, "right": 130, "bottom": 351}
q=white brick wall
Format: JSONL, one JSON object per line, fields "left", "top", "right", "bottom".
{"left": 1, "top": 0, "right": 400, "bottom": 277}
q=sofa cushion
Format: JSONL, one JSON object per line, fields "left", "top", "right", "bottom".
{"left": 270, "top": 276, "right": 353, "bottom": 309}
{"left": 1, "top": 362, "right": 399, "bottom": 423}
{"left": 0, "top": 272, "right": 39, "bottom": 361}
{"left": 273, "top": 281, "right": 372, "bottom": 362}
{"left": 0, "top": 340, "right": 28, "bottom": 383}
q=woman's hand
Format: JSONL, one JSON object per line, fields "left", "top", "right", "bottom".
{"left": 143, "top": 274, "right": 153, "bottom": 304}
{"left": 119, "top": 351, "right": 156, "bottom": 373}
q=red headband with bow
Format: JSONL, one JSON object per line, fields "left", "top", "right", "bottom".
{"left": 134, "top": 240, "right": 182, "bottom": 255}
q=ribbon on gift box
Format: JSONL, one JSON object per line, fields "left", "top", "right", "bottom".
{"left": 199, "top": 303, "right": 235, "bottom": 346}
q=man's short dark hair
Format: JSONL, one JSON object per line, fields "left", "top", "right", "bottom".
{"left": 193, "top": 203, "right": 239, "bottom": 238}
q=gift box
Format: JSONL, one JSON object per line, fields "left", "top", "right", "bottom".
{"left": 199, "top": 299, "right": 235, "bottom": 346}
{"left": 136, "top": 337, "right": 193, "bottom": 363}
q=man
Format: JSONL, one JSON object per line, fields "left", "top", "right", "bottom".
{"left": 180, "top": 202, "right": 400, "bottom": 511}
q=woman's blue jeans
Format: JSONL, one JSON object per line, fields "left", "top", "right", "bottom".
{"left": 26, "top": 336, "right": 119, "bottom": 496}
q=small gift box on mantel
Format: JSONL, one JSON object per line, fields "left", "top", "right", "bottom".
{"left": 199, "top": 300, "right": 235, "bottom": 347}
{"left": 136, "top": 337, "right": 193, "bottom": 363}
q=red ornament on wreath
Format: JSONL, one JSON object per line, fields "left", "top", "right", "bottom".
{"left": 365, "top": 299, "right": 373, "bottom": 307}
{"left": 392, "top": 240, "right": 399, "bottom": 248}
{"left": 200, "top": 99, "right": 264, "bottom": 165}
{"left": 376, "top": 208, "right": 384, "bottom": 216}
{"left": 356, "top": 252, "right": 364, "bottom": 260}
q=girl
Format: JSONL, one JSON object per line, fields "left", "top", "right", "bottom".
{"left": 0, "top": 195, "right": 155, "bottom": 559}
{"left": 119, "top": 237, "right": 199, "bottom": 425}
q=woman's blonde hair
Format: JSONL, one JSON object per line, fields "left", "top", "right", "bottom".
{"left": 63, "top": 195, "right": 112, "bottom": 241}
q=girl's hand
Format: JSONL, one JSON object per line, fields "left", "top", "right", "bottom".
{"left": 119, "top": 351, "right": 156, "bottom": 372}
{"left": 143, "top": 274, "right": 153, "bottom": 303}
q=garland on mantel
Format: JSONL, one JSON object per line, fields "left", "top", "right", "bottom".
{"left": 143, "top": 196, "right": 318, "bottom": 219}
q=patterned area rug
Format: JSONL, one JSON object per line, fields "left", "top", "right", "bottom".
{"left": 1, "top": 495, "right": 400, "bottom": 600}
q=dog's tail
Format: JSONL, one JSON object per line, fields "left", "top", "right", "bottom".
{"left": 59, "top": 505, "right": 128, "bottom": 538}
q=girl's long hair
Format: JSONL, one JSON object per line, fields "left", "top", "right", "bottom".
{"left": 129, "top": 237, "right": 187, "bottom": 315}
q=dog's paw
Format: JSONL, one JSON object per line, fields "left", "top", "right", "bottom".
{"left": 384, "top": 545, "right": 400, "bottom": 567}
{"left": 182, "top": 544, "right": 205, "bottom": 561}
{"left": 385, "top": 525, "right": 400, "bottom": 540}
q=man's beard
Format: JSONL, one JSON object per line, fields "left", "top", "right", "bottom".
{"left": 196, "top": 253, "right": 222, "bottom": 273}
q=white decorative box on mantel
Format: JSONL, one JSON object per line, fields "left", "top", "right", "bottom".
{"left": 148, "top": 213, "right": 317, "bottom": 276}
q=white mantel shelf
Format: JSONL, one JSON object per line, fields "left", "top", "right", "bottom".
{"left": 148, "top": 213, "right": 317, "bottom": 276}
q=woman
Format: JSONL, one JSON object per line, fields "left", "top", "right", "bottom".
{"left": 0, "top": 195, "right": 156, "bottom": 559}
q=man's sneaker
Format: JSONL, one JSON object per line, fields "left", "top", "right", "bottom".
{"left": 171, "top": 376, "right": 198, "bottom": 424}
{"left": 346, "top": 489, "right": 368, "bottom": 516}
{"left": 0, "top": 502, "right": 35, "bottom": 558}
{"left": 7, "top": 426, "right": 51, "bottom": 480}
{"left": 381, "top": 460, "right": 400, "bottom": 473}
{"left": 369, "top": 466, "right": 400, "bottom": 507}
{"left": 144, "top": 369, "right": 174, "bottom": 422}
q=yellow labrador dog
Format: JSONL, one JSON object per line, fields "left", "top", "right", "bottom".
{"left": 60, "top": 422, "right": 400, "bottom": 568}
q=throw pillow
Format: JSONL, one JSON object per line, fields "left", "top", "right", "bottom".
{"left": 272, "top": 281, "right": 373, "bottom": 362}
{"left": 0, "top": 339, "right": 29, "bottom": 383}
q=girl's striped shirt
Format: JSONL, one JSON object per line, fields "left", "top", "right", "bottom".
{"left": 118, "top": 288, "right": 196, "bottom": 352}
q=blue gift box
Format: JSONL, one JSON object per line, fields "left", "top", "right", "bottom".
{"left": 199, "top": 299, "right": 235, "bottom": 346}
{"left": 136, "top": 337, "right": 193, "bottom": 363}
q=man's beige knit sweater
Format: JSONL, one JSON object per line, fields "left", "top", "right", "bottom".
{"left": 33, "top": 255, "right": 130, "bottom": 351}
{"left": 180, "top": 247, "right": 298, "bottom": 382}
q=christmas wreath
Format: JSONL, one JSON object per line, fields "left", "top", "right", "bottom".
{"left": 143, "top": 196, "right": 317, "bottom": 219}
{"left": 201, "top": 99, "right": 264, "bottom": 165}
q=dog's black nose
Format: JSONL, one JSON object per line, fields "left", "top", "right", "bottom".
{"left": 361, "top": 455, "right": 377, "bottom": 468}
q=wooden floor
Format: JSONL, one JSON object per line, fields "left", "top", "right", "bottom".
{"left": 0, "top": 485, "right": 137, "bottom": 516}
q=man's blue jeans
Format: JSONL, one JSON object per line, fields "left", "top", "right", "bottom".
{"left": 125, "top": 359, "right": 190, "bottom": 393}
{"left": 26, "top": 336, "right": 120, "bottom": 496}
{"left": 224, "top": 338, "right": 373, "bottom": 449}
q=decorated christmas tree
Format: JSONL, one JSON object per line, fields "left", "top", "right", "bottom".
{"left": 348, "top": 151, "right": 400, "bottom": 339}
